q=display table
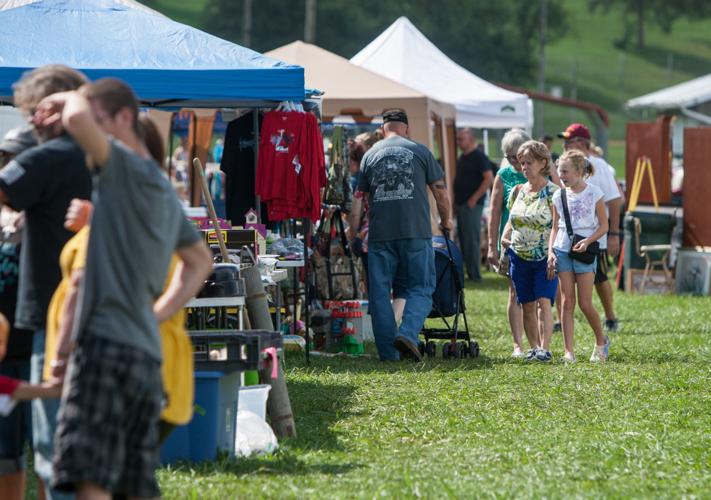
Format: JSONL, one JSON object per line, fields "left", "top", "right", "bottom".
{"left": 273, "top": 258, "right": 310, "bottom": 361}
{"left": 186, "top": 296, "right": 245, "bottom": 330}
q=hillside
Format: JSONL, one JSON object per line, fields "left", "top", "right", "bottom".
{"left": 142, "top": 0, "right": 711, "bottom": 173}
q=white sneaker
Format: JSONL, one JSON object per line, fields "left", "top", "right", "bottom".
{"left": 563, "top": 352, "right": 576, "bottom": 363}
{"left": 511, "top": 348, "right": 525, "bottom": 359}
{"left": 590, "top": 344, "right": 607, "bottom": 362}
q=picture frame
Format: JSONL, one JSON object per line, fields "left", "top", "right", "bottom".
{"left": 675, "top": 250, "right": 711, "bottom": 295}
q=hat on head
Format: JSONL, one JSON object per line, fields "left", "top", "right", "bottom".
{"left": 558, "top": 123, "right": 591, "bottom": 141}
{"left": 0, "top": 125, "right": 37, "bottom": 155}
{"left": 382, "top": 109, "right": 408, "bottom": 125}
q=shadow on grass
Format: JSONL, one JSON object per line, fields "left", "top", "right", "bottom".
{"left": 161, "top": 378, "right": 363, "bottom": 478}
{"left": 284, "top": 378, "right": 358, "bottom": 452}
{"left": 164, "top": 450, "right": 359, "bottom": 477}
{"left": 285, "top": 350, "right": 496, "bottom": 375}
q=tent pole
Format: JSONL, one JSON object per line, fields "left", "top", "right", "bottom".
{"left": 483, "top": 129, "right": 489, "bottom": 155}
{"left": 253, "top": 109, "right": 261, "bottom": 224}
{"left": 303, "top": 217, "right": 310, "bottom": 365}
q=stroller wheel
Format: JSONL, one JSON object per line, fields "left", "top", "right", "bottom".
{"left": 449, "top": 342, "right": 461, "bottom": 359}
{"left": 417, "top": 341, "right": 426, "bottom": 357}
{"left": 458, "top": 341, "right": 468, "bottom": 358}
{"left": 425, "top": 341, "right": 437, "bottom": 358}
{"left": 442, "top": 342, "right": 451, "bottom": 359}
{"left": 469, "top": 341, "right": 480, "bottom": 358}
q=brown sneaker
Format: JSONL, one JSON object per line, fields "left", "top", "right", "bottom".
{"left": 393, "top": 336, "right": 423, "bottom": 362}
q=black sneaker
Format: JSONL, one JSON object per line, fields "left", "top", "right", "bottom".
{"left": 604, "top": 319, "right": 619, "bottom": 333}
{"left": 524, "top": 348, "right": 539, "bottom": 362}
{"left": 553, "top": 322, "right": 562, "bottom": 333}
{"left": 393, "top": 336, "right": 423, "bottom": 362}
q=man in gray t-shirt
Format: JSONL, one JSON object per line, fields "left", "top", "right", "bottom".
{"left": 358, "top": 109, "right": 451, "bottom": 361}
{"left": 33, "top": 79, "right": 211, "bottom": 498}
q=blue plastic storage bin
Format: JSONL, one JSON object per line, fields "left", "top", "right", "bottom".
{"left": 160, "top": 371, "right": 240, "bottom": 464}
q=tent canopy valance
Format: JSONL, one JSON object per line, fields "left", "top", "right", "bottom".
{"left": 0, "top": 0, "right": 306, "bottom": 107}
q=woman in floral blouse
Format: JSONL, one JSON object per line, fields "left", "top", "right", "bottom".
{"left": 501, "top": 140, "right": 559, "bottom": 362}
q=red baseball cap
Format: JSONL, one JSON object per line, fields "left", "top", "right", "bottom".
{"left": 557, "top": 123, "right": 591, "bottom": 140}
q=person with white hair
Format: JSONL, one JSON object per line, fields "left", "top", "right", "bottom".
{"left": 487, "top": 129, "right": 532, "bottom": 358}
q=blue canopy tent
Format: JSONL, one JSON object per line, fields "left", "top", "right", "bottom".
{"left": 0, "top": 0, "right": 305, "bottom": 107}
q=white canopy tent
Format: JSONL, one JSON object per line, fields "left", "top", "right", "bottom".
{"left": 626, "top": 73, "right": 711, "bottom": 126}
{"left": 626, "top": 74, "right": 711, "bottom": 112}
{"left": 351, "top": 16, "right": 533, "bottom": 130}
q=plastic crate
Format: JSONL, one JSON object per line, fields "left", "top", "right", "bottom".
{"left": 189, "top": 330, "right": 282, "bottom": 373}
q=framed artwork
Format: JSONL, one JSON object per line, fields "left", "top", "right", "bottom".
{"left": 675, "top": 251, "right": 711, "bottom": 295}
{"left": 627, "top": 269, "right": 675, "bottom": 295}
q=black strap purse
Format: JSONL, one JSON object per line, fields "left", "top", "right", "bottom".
{"left": 560, "top": 189, "right": 599, "bottom": 264}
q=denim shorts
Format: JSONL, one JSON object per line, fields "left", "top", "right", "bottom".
{"left": 0, "top": 357, "right": 31, "bottom": 474}
{"left": 508, "top": 248, "right": 558, "bottom": 304}
{"left": 554, "top": 248, "right": 597, "bottom": 274}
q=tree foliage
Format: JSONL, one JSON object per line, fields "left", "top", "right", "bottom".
{"left": 588, "top": 0, "right": 711, "bottom": 49}
{"left": 203, "top": 0, "right": 568, "bottom": 85}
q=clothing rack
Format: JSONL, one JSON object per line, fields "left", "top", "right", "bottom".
{"left": 251, "top": 103, "right": 314, "bottom": 364}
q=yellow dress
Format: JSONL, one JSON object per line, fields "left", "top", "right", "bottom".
{"left": 45, "top": 229, "right": 194, "bottom": 425}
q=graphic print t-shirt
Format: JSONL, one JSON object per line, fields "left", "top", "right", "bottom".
{"left": 552, "top": 183, "right": 604, "bottom": 252}
{"left": 358, "top": 135, "right": 443, "bottom": 242}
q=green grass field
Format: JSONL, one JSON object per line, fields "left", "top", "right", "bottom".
{"left": 158, "top": 274, "right": 711, "bottom": 498}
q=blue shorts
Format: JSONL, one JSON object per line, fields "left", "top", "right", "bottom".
{"left": 554, "top": 248, "right": 597, "bottom": 274}
{"left": 508, "top": 249, "right": 558, "bottom": 305}
{"left": 0, "top": 357, "right": 31, "bottom": 475}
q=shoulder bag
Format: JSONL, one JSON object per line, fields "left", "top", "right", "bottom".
{"left": 560, "top": 188, "right": 599, "bottom": 264}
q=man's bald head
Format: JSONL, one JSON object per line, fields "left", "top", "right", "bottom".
{"left": 383, "top": 120, "right": 408, "bottom": 137}
{"left": 456, "top": 127, "right": 477, "bottom": 154}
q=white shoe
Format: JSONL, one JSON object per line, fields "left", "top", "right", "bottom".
{"left": 590, "top": 344, "right": 607, "bottom": 362}
{"left": 511, "top": 348, "right": 525, "bottom": 359}
{"left": 563, "top": 352, "right": 576, "bottom": 363}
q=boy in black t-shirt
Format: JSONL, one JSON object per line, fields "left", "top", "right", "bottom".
{"left": 0, "top": 125, "right": 36, "bottom": 500}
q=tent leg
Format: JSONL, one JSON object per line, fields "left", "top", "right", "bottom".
{"left": 253, "top": 110, "right": 261, "bottom": 224}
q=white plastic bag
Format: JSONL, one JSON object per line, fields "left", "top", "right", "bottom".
{"left": 234, "top": 410, "right": 279, "bottom": 457}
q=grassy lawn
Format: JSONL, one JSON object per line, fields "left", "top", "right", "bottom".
{"left": 158, "top": 273, "right": 711, "bottom": 498}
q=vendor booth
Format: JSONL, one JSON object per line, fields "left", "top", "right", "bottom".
{"left": 0, "top": 0, "right": 314, "bottom": 461}
{"left": 623, "top": 75, "right": 711, "bottom": 295}
{"left": 266, "top": 40, "right": 456, "bottom": 233}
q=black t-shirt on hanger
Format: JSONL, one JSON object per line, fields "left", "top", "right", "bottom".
{"left": 220, "top": 111, "right": 269, "bottom": 226}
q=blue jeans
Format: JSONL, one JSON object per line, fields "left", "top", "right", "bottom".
{"left": 456, "top": 203, "right": 483, "bottom": 281}
{"left": 31, "top": 330, "right": 74, "bottom": 500}
{"left": 367, "top": 238, "right": 435, "bottom": 360}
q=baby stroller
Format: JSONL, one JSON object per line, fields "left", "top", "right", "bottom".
{"left": 418, "top": 233, "right": 479, "bottom": 359}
